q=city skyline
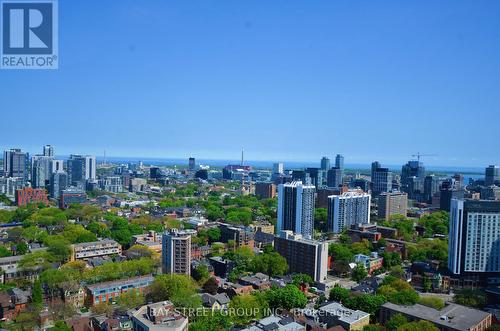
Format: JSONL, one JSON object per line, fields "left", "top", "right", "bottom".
{"left": 1, "top": 1, "right": 500, "bottom": 166}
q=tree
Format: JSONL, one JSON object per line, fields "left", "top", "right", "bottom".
{"left": 292, "top": 273, "right": 314, "bottom": 286}
{"left": 190, "top": 311, "right": 233, "bottom": 331}
{"left": 453, "top": 289, "right": 486, "bottom": 308}
{"left": 15, "top": 242, "right": 29, "bottom": 255}
{"left": 329, "top": 284, "right": 350, "bottom": 302}
{"left": 11, "top": 311, "right": 38, "bottom": 331}
{"left": 116, "top": 289, "right": 146, "bottom": 308}
{"left": 352, "top": 263, "right": 368, "bottom": 282}
{"left": 382, "top": 252, "right": 402, "bottom": 268}
{"left": 386, "top": 313, "right": 408, "bottom": 331}
{"left": 266, "top": 285, "right": 307, "bottom": 310}
{"left": 377, "top": 278, "right": 419, "bottom": 306}
{"left": 363, "top": 325, "right": 383, "bottom": 331}
{"left": 32, "top": 279, "right": 43, "bottom": 309}
{"left": 192, "top": 264, "right": 210, "bottom": 283}
{"left": 45, "top": 237, "right": 71, "bottom": 261}
{"left": 229, "top": 294, "right": 267, "bottom": 326}
{"left": 252, "top": 252, "right": 288, "bottom": 277}
{"left": 329, "top": 243, "right": 354, "bottom": 262}
{"left": 149, "top": 274, "right": 201, "bottom": 309}
{"left": 203, "top": 277, "right": 219, "bottom": 295}
{"left": 344, "top": 294, "right": 387, "bottom": 315}
{"left": 52, "top": 321, "right": 72, "bottom": 331}
{"left": 419, "top": 296, "right": 445, "bottom": 310}
{"left": 206, "top": 227, "right": 221, "bottom": 242}
{"left": 397, "top": 320, "right": 439, "bottom": 331}
{"left": 0, "top": 245, "right": 12, "bottom": 257}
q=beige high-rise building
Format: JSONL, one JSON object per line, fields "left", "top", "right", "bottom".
{"left": 377, "top": 191, "right": 408, "bottom": 220}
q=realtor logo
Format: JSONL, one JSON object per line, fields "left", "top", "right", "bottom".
{"left": 1, "top": 0, "right": 58, "bottom": 69}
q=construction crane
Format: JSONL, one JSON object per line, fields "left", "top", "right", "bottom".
{"left": 411, "top": 152, "right": 437, "bottom": 162}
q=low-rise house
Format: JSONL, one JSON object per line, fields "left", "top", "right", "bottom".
{"left": 130, "top": 301, "right": 188, "bottom": 331}
{"left": 379, "top": 302, "right": 492, "bottom": 331}
{"left": 200, "top": 292, "right": 231, "bottom": 311}
{"left": 241, "top": 315, "right": 305, "bottom": 331}
{"left": 132, "top": 231, "right": 162, "bottom": 253}
{"left": 311, "top": 302, "right": 370, "bottom": 331}
{"left": 219, "top": 280, "right": 253, "bottom": 298}
{"left": 239, "top": 273, "right": 271, "bottom": 290}
{"left": 353, "top": 253, "right": 383, "bottom": 275}
{"left": 71, "top": 239, "right": 122, "bottom": 261}
{"left": 0, "top": 255, "right": 40, "bottom": 283}
{"left": 209, "top": 256, "right": 235, "bottom": 278}
{"left": 85, "top": 275, "right": 153, "bottom": 306}
{"left": 0, "top": 288, "right": 30, "bottom": 320}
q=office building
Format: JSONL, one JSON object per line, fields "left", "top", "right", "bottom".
{"left": 50, "top": 171, "right": 68, "bottom": 199}
{"left": 31, "top": 155, "right": 52, "bottom": 188}
{"left": 15, "top": 188, "right": 49, "bottom": 207}
{"left": 277, "top": 181, "right": 316, "bottom": 239}
{"left": 485, "top": 165, "right": 500, "bottom": 186}
{"left": 67, "top": 155, "right": 95, "bottom": 187}
{"left": 327, "top": 191, "right": 371, "bottom": 233}
{"left": 371, "top": 161, "right": 381, "bottom": 180}
{"left": 98, "top": 176, "right": 123, "bottom": 193}
{"left": 70, "top": 239, "right": 122, "bottom": 261}
{"left": 439, "top": 185, "right": 466, "bottom": 212}
{"left": 423, "top": 175, "right": 439, "bottom": 204}
{"left": 272, "top": 162, "right": 284, "bottom": 175}
{"left": 291, "top": 170, "right": 307, "bottom": 183}
{"left": 335, "top": 154, "right": 344, "bottom": 172}
{"left": 316, "top": 187, "right": 343, "bottom": 208}
{"left": 274, "top": 231, "right": 328, "bottom": 283}
{"left": 372, "top": 167, "right": 392, "bottom": 196}
{"left": 377, "top": 191, "right": 408, "bottom": 220}
{"left": 379, "top": 302, "right": 491, "bottom": 331}
{"left": 327, "top": 167, "right": 342, "bottom": 188}
{"left": 255, "top": 182, "right": 276, "bottom": 199}
{"left": 194, "top": 169, "right": 208, "bottom": 180}
{"left": 162, "top": 230, "right": 191, "bottom": 275}
{"left": 131, "top": 301, "right": 188, "bottom": 331}
{"left": 448, "top": 199, "right": 500, "bottom": 276}
{"left": 43, "top": 145, "right": 54, "bottom": 157}
{"left": 305, "top": 167, "right": 323, "bottom": 188}
{"left": 3, "top": 149, "right": 29, "bottom": 184}
{"left": 130, "top": 178, "right": 147, "bottom": 192}
{"left": 321, "top": 156, "right": 330, "bottom": 171}
{"left": 188, "top": 157, "right": 196, "bottom": 171}
{"left": 351, "top": 178, "right": 370, "bottom": 192}
{"left": 85, "top": 275, "right": 153, "bottom": 306}
{"left": 401, "top": 160, "right": 425, "bottom": 198}
{"left": 220, "top": 224, "right": 255, "bottom": 248}
{"left": 0, "top": 177, "right": 24, "bottom": 198}
{"left": 60, "top": 188, "right": 86, "bottom": 208}
{"left": 51, "top": 159, "right": 64, "bottom": 173}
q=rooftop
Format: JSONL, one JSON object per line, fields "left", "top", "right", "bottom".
{"left": 86, "top": 275, "right": 153, "bottom": 292}
{"left": 317, "top": 302, "right": 370, "bottom": 324}
{"left": 382, "top": 302, "right": 491, "bottom": 331}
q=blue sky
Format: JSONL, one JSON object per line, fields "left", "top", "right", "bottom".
{"left": 1, "top": 0, "right": 499, "bottom": 167}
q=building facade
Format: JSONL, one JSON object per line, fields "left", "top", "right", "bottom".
{"left": 277, "top": 181, "right": 316, "bottom": 239}
{"left": 70, "top": 239, "right": 122, "bottom": 261}
{"left": 162, "top": 230, "right": 192, "bottom": 275}
{"left": 377, "top": 191, "right": 408, "bottom": 220}
{"left": 274, "top": 231, "right": 328, "bottom": 283}
{"left": 448, "top": 199, "right": 500, "bottom": 278}
{"left": 327, "top": 191, "right": 371, "bottom": 233}
{"left": 255, "top": 182, "right": 276, "bottom": 199}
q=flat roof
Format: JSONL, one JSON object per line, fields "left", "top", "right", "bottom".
{"left": 382, "top": 302, "right": 491, "bottom": 331}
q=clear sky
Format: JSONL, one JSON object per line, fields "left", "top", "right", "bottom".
{"left": 1, "top": 0, "right": 499, "bottom": 167}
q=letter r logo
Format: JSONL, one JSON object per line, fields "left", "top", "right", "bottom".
{"left": 2, "top": 2, "right": 53, "bottom": 54}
